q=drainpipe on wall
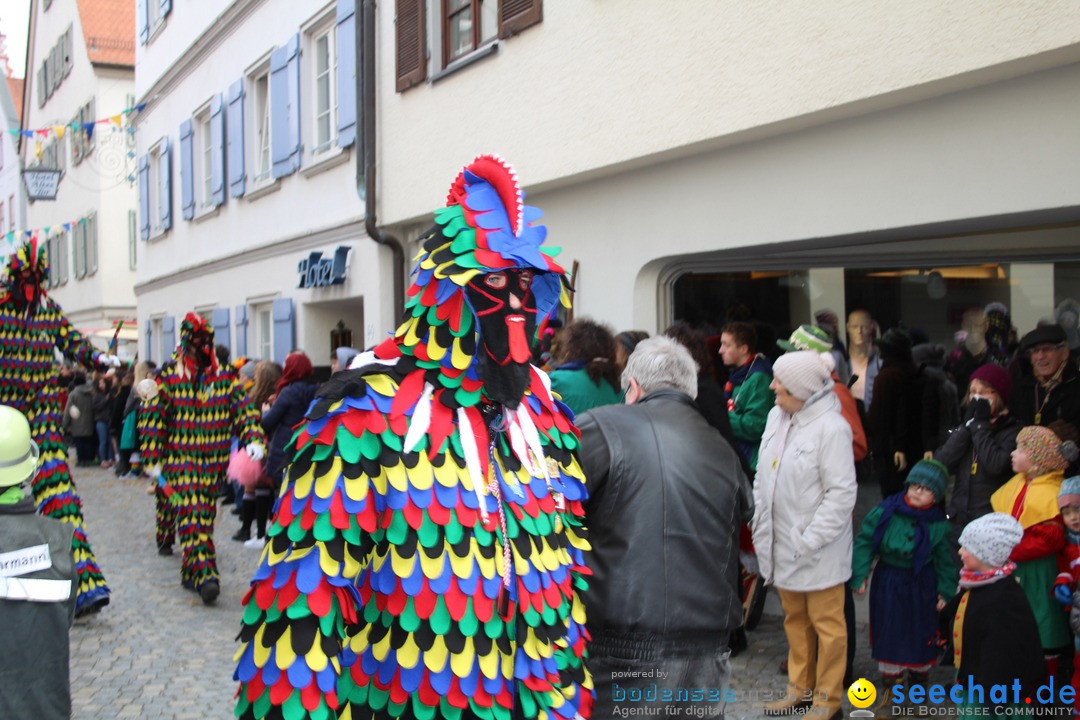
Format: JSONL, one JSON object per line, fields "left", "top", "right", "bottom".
{"left": 358, "top": 0, "right": 406, "bottom": 319}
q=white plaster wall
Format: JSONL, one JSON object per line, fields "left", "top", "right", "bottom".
{"left": 134, "top": 0, "right": 240, "bottom": 95}
{"left": 22, "top": 1, "right": 137, "bottom": 324}
{"left": 377, "top": 0, "right": 1080, "bottom": 226}
{"left": 0, "top": 81, "right": 23, "bottom": 252}
{"left": 134, "top": 0, "right": 367, "bottom": 287}
{"left": 521, "top": 62, "right": 1080, "bottom": 333}
{"left": 136, "top": 235, "right": 392, "bottom": 363}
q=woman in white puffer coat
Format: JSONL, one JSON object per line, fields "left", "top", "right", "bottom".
{"left": 752, "top": 350, "right": 857, "bottom": 720}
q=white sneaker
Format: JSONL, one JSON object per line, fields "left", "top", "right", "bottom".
{"left": 243, "top": 536, "right": 266, "bottom": 549}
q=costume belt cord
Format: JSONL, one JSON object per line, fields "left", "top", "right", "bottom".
{"left": 138, "top": 314, "right": 264, "bottom": 591}
{"left": 0, "top": 240, "right": 109, "bottom": 614}
{"left": 234, "top": 155, "right": 593, "bottom": 720}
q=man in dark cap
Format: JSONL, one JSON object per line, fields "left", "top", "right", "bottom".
{"left": 1010, "top": 324, "right": 1080, "bottom": 428}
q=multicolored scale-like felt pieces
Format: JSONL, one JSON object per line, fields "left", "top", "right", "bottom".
{"left": 235, "top": 156, "right": 593, "bottom": 720}
{"left": 139, "top": 318, "right": 264, "bottom": 591}
{"left": 0, "top": 242, "right": 110, "bottom": 614}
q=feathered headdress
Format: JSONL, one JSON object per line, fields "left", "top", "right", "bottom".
{"left": 384, "top": 155, "right": 571, "bottom": 391}
{"left": 178, "top": 311, "right": 218, "bottom": 373}
{"left": 3, "top": 239, "right": 48, "bottom": 286}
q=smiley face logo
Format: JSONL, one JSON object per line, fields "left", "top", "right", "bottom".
{"left": 847, "top": 678, "right": 876, "bottom": 709}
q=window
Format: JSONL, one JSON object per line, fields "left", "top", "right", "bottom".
{"left": 196, "top": 107, "right": 213, "bottom": 208}
{"left": 252, "top": 71, "right": 272, "bottom": 184}
{"left": 148, "top": 150, "right": 161, "bottom": 234}
{"left": 396, "top": 0, "right": 541, "bottom": 90}
{"left": 86, "top": 213, "right": 97, "bottom": 275}
{"left": 310, "top": 22, "right": 337, "bottom": 154}
{"left": 151, "top": 317, "right": 164, "bottom": 363}
{"left": 253, "top": 304, "right": 273, "bottom": 360}
{"left": 442, "top": 0, "right": 497, "bottom": 65}
{"left": 138, "top": 0, "right": 171, "bottom": 45}
{"left": 0, "top": 204, "right": 4, "bottom": 234}
{"left": 46, "top": 234, "right": 57, "bottom": 288}
{"left": 128, "top": 210, "right": 137, "bottom": 269}
{"left": 36, "top": 136, "right": 66, "bottom": 176}
{"left": 73, "top": 217, "right": 92, "bottom": 279}
{"left": 47, "top": 229, "right": 68, "bottom": 288}
{"left": 58, "top": 230, "right": 69, "bottom": 284}
{"left": 71, "top": 97, "right": 96, "bottom": 165}
{"left": 142, "top": 138, "right": 172, "bottom": 238}
{"left": 36, "top": 26, "right": 73, "bottom": 107}
{"left": 7, "top": 196, "right": 13, "bottom": 231}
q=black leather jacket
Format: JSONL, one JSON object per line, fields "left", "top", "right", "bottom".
{"left": 577, "top": 389, "right": 753, "bottom": 636}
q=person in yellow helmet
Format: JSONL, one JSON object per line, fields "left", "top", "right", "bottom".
{"left": 0, "top": 404, "right": 78, "bottom": 720}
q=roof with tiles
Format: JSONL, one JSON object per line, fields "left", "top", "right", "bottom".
{"left": 6, "top": 76, "right": 23, "bottom": 120}
{"left": 76, "top": 0, "right": 134, "bottom": 67}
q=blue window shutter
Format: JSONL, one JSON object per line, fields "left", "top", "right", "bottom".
{"left": 144, "top": 319, "right": 153, "bottom": 362}
{"left": 162, "top": 316, "right": 176, "bottom": 358}
{"left": 138, "top": 0, "right": 150, "bottom": 44}
{"left": 179, "top": 119, "right": 194, "bottom": 220}
{"left": 160, "top": 137, "right": 173, "bottom": 231}
{"left": 234, "top": 305, "right": 248, "bottom": 357}
{"left": 138, "top": 154, "right": 150, "bottom": 240}
{"left": 287, "top": 34, "right": 301, "bottom": 172}
{"left": 270, "top": 35, "right": 300, "bottom": 178}
{"left": 210, "top": 93, "right": 225, "bottom": 206}
{"left": 336, "top": 0, "right": 357, "bottom": 148}
{"left": 160, "top": 0, "right": 171, "bottom": 19}
{"left": 212, "top": 307, "right": 231, "bottom": 352}
{"left": 271, "top": 298, "right": 294, "bottom": 364}
{"left": 226, "top": 79, "right": 245, "bottom": 197}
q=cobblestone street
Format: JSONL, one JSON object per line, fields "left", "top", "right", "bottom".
{"left": 69, "top": 466, "right": 259, "bottom": 719}
{"left": 66, "top": 464, "right": 952, "bottom": 719}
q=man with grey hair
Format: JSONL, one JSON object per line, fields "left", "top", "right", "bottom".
{"left": 577, "top": 335, "right": 753, "bottom": 718}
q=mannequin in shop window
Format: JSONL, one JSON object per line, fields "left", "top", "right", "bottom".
{"left": 846, "top": 309, "right": 881, "bottom": 412}
{"left": 947, "top": 308, "right": 991, "bottom": 396}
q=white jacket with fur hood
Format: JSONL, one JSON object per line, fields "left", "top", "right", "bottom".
{"left": 752, "top": 384, "right": 857, "bottom": 592}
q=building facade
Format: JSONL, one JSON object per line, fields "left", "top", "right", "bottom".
{"left": 133, "top": 0, "right": 394, "bottom": 370}
{"left": 374, "top": 1, "right": 1080, "bottom": 346}
{"left": 20, "top": 0, "right": 138, "bottom": 358}
{"left": 1, "top": 62, "right": 26, "bottom": 252}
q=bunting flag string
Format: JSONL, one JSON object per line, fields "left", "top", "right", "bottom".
{"left": 2, "top": 220, "right": 89, "bottom": 252}
{"left": 5, "top": 103, "right": 147, "bottom": 139}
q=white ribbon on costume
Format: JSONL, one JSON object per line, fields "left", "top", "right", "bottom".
{"left": 515, "top": 403, "right": 550, "bottom": 483}
{"left": 402, "top": 382, "right": 435, "bottom": 454}
{"left": 456, "top": 407, "right": 490, "bottom": 525}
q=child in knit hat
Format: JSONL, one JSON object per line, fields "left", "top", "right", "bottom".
{"left": 990, "top": 425, "right": 1080, "bottom": 680}
{"left": 851, "top": 459, "right": 957, "bottom": 714}
{"left": 940, "top": 513, "right": 1045, "bottom": 713}
{"left": 1053, "top": 476, "right": 1080, "bottom": 716}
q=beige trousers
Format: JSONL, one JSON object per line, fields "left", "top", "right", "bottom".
{"left": 777, "top": 583, "right": 848, "bottom": 712}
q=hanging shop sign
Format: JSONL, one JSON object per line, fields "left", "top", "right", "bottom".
{"left": 23, "top": 169, "right": 61, "bottom": 201}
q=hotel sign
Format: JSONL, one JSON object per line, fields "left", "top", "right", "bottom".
{"left": 298, "top": 246, "right": 350, "bottom": 288}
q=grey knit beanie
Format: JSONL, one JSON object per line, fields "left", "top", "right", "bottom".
{"left": 772, "top": 350, "right": 835, "bottom": 401}
{"left": 958, "top": 513, "right": 1023, "bottom": 568}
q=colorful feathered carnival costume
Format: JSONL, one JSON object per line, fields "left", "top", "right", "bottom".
{"left": 234, "top": 155, "right": 593, "bottom": 720}
{"left": 138, "top": 312, "right": 265, "bottom": 604}
{"left": 0, "top": 239, "right": 111, "bottom": 616}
